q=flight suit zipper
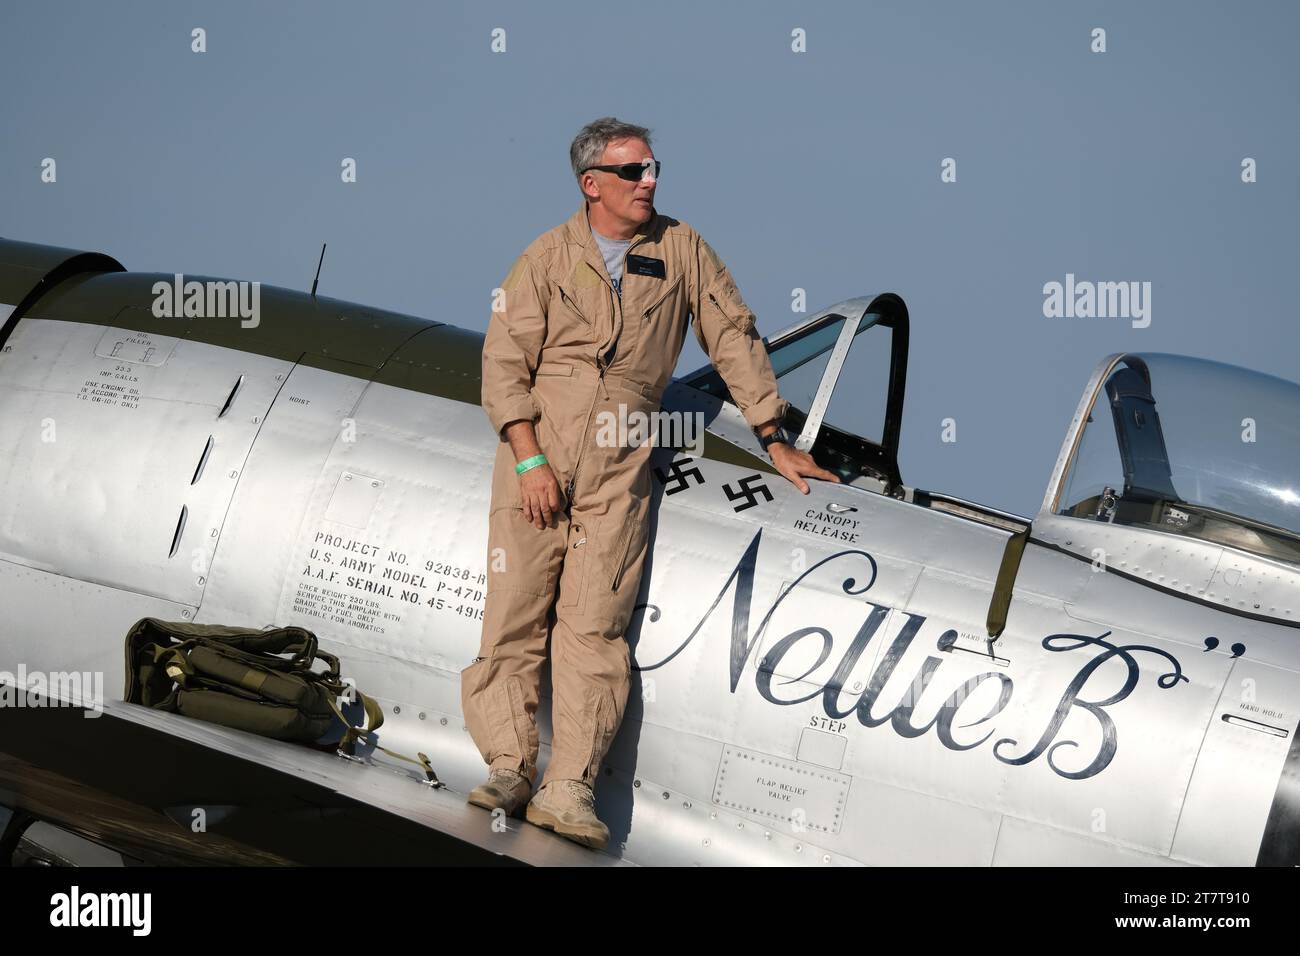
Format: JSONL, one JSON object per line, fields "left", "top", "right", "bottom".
{"left": 597, "top": 235, "right": 647, "bottom": 368}
{"left": 558, "top": 286, "right": 609, "bottom": 511}
{"left": 564, "top": 359, "right": 607, "bottom": 510}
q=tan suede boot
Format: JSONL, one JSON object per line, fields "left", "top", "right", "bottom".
{"left": 525, "top": 778, "right": 610, "bottom": 850}
{"left": 467, "top": 768, "right": 532, "bottom": 818}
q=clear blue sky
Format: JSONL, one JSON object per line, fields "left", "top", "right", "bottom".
{"left": 2, "top": 0, "right": 1296, "bottom": 516}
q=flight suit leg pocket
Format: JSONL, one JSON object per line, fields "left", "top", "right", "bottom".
{"left": 609, "top": 514, "right": 649, "bottom": 592}
{"left": 603, "top": 515, "right": 650, "bottom": 638}
{"left": 558, "top": 517, "right": 602, "bottom": 611}
{"left": 485, "top": 506, "right": 563, "bottom": 597}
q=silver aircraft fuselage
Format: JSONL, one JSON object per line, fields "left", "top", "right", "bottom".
{"left": 0, "top": 238, "right": 1297, "bottom": 867}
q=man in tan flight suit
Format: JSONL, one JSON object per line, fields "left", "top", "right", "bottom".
{"left": 462, "top": 117, "right": 838, "bottom": 850}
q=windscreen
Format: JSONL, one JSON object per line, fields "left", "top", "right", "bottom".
{"left": 1058, "top": 352, "right": 1300, "bottom": 561}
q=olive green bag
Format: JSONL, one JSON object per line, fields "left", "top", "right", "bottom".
{"left": 123, "top": 618, "right": 437, "bottom": 784}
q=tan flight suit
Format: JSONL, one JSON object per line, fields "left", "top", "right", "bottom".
{"left": 462, "top": 200, "right": 788, "bottom": 789}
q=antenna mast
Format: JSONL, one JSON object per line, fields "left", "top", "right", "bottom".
{"left": 310, "top": 243, "right": 327, "bottom": 297}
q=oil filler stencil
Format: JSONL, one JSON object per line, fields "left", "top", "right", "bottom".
{"left": 94, "top": 325, "right": 178, "bottom": 366}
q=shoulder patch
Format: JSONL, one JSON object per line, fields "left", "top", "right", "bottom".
{"left": 500, "top": 255, "right": 528, "bottom": 292}
{"left": 572, "top": 261, "right": 603, "bottom": 288}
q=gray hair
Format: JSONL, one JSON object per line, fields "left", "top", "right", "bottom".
{"left": 570, "top": 117, "right": 653, "bottom": 193}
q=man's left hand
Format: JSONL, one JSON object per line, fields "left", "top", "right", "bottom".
{"left": 769, "top": 442, "right": 841, "bottom": 494}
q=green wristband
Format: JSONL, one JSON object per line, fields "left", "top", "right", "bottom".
{"left": 515, "top": 453, "right": 548, "bottom": 476}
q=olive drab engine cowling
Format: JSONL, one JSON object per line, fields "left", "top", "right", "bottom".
{"left": 461, "top": 200, "right": 789, "bottom": 790}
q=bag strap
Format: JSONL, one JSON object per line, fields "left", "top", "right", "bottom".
{"left": 325, "top": 691, "right": 442, "bottom": 787}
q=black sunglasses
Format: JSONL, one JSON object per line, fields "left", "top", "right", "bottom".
{"left": 582, "top": 160, "right": 661, "bottom": 182}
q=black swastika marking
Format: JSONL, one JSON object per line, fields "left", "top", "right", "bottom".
{"left": 654, "top": 457, "right": 706, "bottom": 496}
{"left": 723, "top": 474, "right": 773, "bottom": 512}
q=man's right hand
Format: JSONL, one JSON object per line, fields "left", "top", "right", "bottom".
{"left": 520, "top": 463, "right": 563, "bottom": 529}
{"left": 502, "top": 418, "right": 564, "bottom": 529}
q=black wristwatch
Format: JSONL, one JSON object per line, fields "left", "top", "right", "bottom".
{"left": 758, "top": 428, "right": 789, "bottom": 453}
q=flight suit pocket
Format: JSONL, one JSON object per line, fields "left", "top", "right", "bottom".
{"left": 645, "top": 273, "right": 684, "bottom": 316}
{"left": 706, "top": 289, "right": 756, "bottom": 335}
{"left": 559, "top": 516, "right": 602, "bottom": 610}
{"left": 609, "top": 516, "right": 648, "bottom": 592}
{"left": 625, "top": 275, "right": 685, "bottom": 392}
{"left": 485, "top": 507, "right": 561, "bottom": 597}
{"left": 556, "top": 284, "right": 594, "bottom": 331}
{"left": 535, "top": 362, "right": 573, "bottom": 377}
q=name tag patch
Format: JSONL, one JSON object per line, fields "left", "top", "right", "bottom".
{"left": 626, "top": 254, "right": 666, "bottom": 279}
